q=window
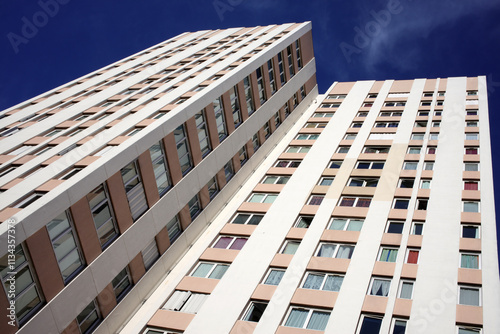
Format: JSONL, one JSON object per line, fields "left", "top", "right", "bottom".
{"left": 166, "top": 215, "right": 182, "bottom": 243}
{"left": 252, "top": 133, "right": 260, "bottom": 152}
{"left": 467, "top": 90, "right": 478, "bottom": 96}
{"left": 369, "top": 277, "right": 391, "bottom": 296}
{"left": 416, "top": 199, "right": 428, "bottom": 210}
{"left": 393, "top": 198, "right": 409, "bottom": 210}
{"left": 191, "top": 262, "right": 229, "bottom": 279}
{"left": 248, "top": 193, "right": 278, "bottom": 204}
{"left": 406, "top": 249, "right": 420, "bottom": 264}
{"left": 263, "top": 269, "right": 285, "bottom": 285}
{"left": 142, "top": 239, "right": 160, "bottom": 270}
{"left": 207, "top": 177, "right": 219, "bottom": 199}
{"left": 188, "top": 195, "right": 201, "bottom": 219}
{"left": 384, "top": 101, "right": 406, "bottom": 107}
{"left": 463, "top": 201, "right": 479, "bottom": 213}
{"left": 195, "top": 110, "right": 211, "bottom": 157}
{"left": 286, "top": 146, "right": 311, "bottom": 153}
{"left": 281, "top": 241, "right": 300, "bottom": 255}
{"left": 121, "top": 161, "right": 148, "bottom": 221}
{"left": 467, "top": 110, "right": 478, "bottom": 116}
{"left": 174, "top": 124, "right": 193, "bottom": 175}
{"left": 44, "top": 129, "right": 63, "bottom": 137}
{"left": 399, "top": 178, "right": 415, "bottom": 188}
{"left": 162, "top": 291, "right": 208, "bottom": 313}
{"left": 286, "top": 45, "right": 295, "bottom": 77}
{"left": 403, "top": 161, "right": 418, "bottom": 170}
{"left": 411, "top": 222, "right": 424, "bottom": 235}
{"left": 337, "top": 146, "right": 350, "bottom": 153}
{"left": 414, "top": 121, "right": 427, "bottom": 128}
{"left": 363, "top": 146, "right": 390, "bottom": 154}
{"left": 461, "top": 253, "right": 480, "bottom": 269}
{"left": 284, "top": 307, "right": 331, "bottom": 331}
{"left": 462, "top": 225, "right": 479, "bottom": 238}
{"left": 357, "top": 111, "right": 368, "bottom": 117}
{"left": 47, "top": 211, "right": 85, "bottom": 282}
{"left": 379, "top": 248, "right": 398, "bottom": 262}
{"left": 408, "top": 146, "right": 423, "bottom": 154}
{"left": 358, "top": 315, "right": 382, "bottom": 334}
{"left": 239, "top": 146, "right": 248, "bottom": 166}
{"left": 263, "top": 121, "right": 271, "bottom": 138}
{"left": 224, "top": 160, "right": 234, "bottom": 182}
{"left": 296, "top": 133, "right": 319, "bottom": 140}
{"left": 0, "top": 244, "right": 44, "bottom": 325}
{"left": 351, "top": 122, "right": 363, "bottom": 128}
{"left": 302, "top": 272, "right": 344, "bottom": 291}
{"left": 13, "top": 192, "right": 44, "bottom": 208}
{"left": 369, "top": 132, "right": 395, "bottom": 140}
{"left": 374, "top": 122, "right": 399, "bottom": 128}
{"left": 59, "top": 167, "right": 83, "bottom": 180}
{"left": 459, "top": 286, "right": 481, "bottom": 306}
{"left": 458, "top": 327, "right": 482, "bottom": 334}
{"left": 420, "top": 179, "right": 431, "bottom": 189}
{"left": 213, "top": 236, "right": 247, "bottom": 250}
{"left": 319, "top": 177, "right": 335, "bottom": 186}
{"left": 339, "top": 197, "right": 371, "bottom": 208}
{"left": 213, "top": 97, "right": 228, "bottom": 142}
{"left": 316, "top": 243, "right": 355, "bottom": 259}
{"left": 231, "top": 213, "right": 263, "bottom": 225}
{"left": 328, "top": 218, "right": 363, "bottom": 231}
{"left": 295, "top": 216, "right": 314, "bottom": 228}
{"left": 77, "top": 300, "right": 101, "bottom": 334}
{"left": 424, "top": 161, "right": 434, "bottom": 170}
{"left": 243, "top": 302, "right": 267, "bottom": 322}
{"left": 356, "top": 161, "right": 384, "bottom": 169}
{"left": 428, "top": 133, "right": 439, "bottom": 140}
{"left": 263, "top": 175, "right": 290, "bottom": 184}
{"left": 295, "top": 40, "right": 303, "bottom": 69}
{"left": 243, "top": 76, "right": 255, "bottom": 115}
{"left": 314, "top": 112, "right": 334, "bottom": 117}
{"left": 87, "top": 184, "right": 118, "bottom": 248}
{"left": 255, "top": 67, "right": 267, "bottom": 104}
{"left": 267, "top": 59, "right": 277, "bottom": 94}
{"left": 308, "top": 195, "right": 324, "bottom": 205}
{"left": 465, "top": 147, "right": 479, "bottom": 155}
{"left": 421, "top": 101, "right": 432, "bottom": 106}
{"left": 9, "top": 145, "right": 33, "bottom": 155}
{"left": 399, "top": 280, "right": 414, "bottom": 299}
{"left": 379, "top": 111, "right": 403, "bottom": 117}
{"left": 387, "top": 221, "right": 404, "bottom": 234}
{"left": 466, "top": 133, "right": 479, "bottom": 140}
{"left": 229, "top": 86, "right": 242, "bottom": 128}
{"left": 112, "top": 267, "right": 132, "bottom": 301}
{"left": 304, "top": 122, "right": 327, "bottom": 128}
{"left": 321, "top": 103, "right": 340, "bottom": 108}
{"left": 327, "top": 94, "right": 346, "bottom": 99}
{"left": 274, "top": 111, "right": 281, "bottom": 128}
{"left": 348, "top": 178, "right": 378, "bottom": 187}
{"left": 275, "top": 160, "right": 301, "bottom": 168}
{"left": 329, "top": 161, "right": 342, "bottom": 169}
{"left": 345, "top": 134, "right": 357, "bottom": 140}
{"left": 464, "top": 163, "right": 479, "bottom": 171}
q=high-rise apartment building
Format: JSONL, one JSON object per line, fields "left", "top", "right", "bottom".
{"left": 1, "top": 22, "right": 499, "bottom": 334}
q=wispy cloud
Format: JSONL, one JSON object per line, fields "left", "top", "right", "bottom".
{"left": 351, "top": 0, "right": 500, "bottom": 74}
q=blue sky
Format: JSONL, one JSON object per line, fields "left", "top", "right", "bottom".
{"left": 1, "top": 0, "right": 500, "bottom": 262}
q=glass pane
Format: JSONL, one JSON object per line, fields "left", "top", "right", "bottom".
{"left": 214, "top": 237, "right": 233, "bottom": 249}
{"left": 393, "top": 320, "right": 407, "bottom": 334}
{"left": 16, "top": 285, "right": 42, "bottom": 321}
{"left": 265, "top": 270, "right": 284, "bottom": 285}
{"left": 400, "top": 282, "right": 413, "bottom": 299}
{"left": 318, "top": 244, "right": 336, "bottom": 257}
{"left": 329, "top": 219, "right": 347, "bottom": 230}
{"left": 307, "top": 311, "right": 330, "bottom": 330}
{"left": 46, "top": 213, "right": 70, "bottom": 240}
{"left": 360, "top": 317, "right": 382, "bottom": 334}
{"left": 192, "top": 263, "right": 213, "bottom": 278}
{"left": 233, "top": 214, "right": 251, "bottom": 224}
{"left": 347, "top": 220, "right": 363, "bottom": 231}
{"left": 283, "top": 242, "right": 299, "bottom": 254}
{"left": 323, "top": 275, "right": 343, "bottom": 291}
{"left": 248, "top": 215, "right": 263, "bottom": 225}
{"left": 263, "top": 194, "right": 278, "bottom": 204}
{"left": 208, "top": 264, "right": 229, "bottom": 279}
{"left": 303, "top": 274, "right": 324, "bottom": 289}
{"left": 285, "top": 309, "right": 308, "bottom": 328}
{"left": 229, "top": 238, "right": 247, "bottom": 250}
{"left": 249, "top": 194, "right": 266, "bottom": 203}
{"left": 263, "top": 176, "right": 278, "bottom": 184}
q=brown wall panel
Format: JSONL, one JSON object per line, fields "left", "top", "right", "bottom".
{"left": 216, "top": 169, "right": 227, "bottom": 191}
{"left": 199, "top": 185, "right": 211, "bottom": 209}
{"left": 129, "top": 253, "right": 146, "bottom": 284}
{"left": 106, "top": 172, "right": 133, "bottom": 233}
{"left": 204, "top": 103, "right": 220, "bottom": 150}
{"left": 137, "top": 151, "right": 160, "bottom": 207}
{"left": 96, "top": 283, "right": 117, "bottom": 318}
{"left": 300, "top": 31, "right": 314, "bottom": 66}
{"left": 305, "top": 74, "right": 317, "bottom": 96}
{"left": 25, "top": 228, "right": 65, "bottom": 301}
{"left": 0, "top": 280, "right": 18, "bottom": 334}
{"left": 70, "top": 198, "right": 102, "bottom": 263}
{"left": 185, "top": 117, "right": 203, "bottom": 166}
{"left": 163, "top": 134, "right": 183, "bottom": 185}
{"left": 179, "top": 205, "right": 192, "bottom": 231}
{"left": 156, "top": 227, "right": 170, "bottom": 254}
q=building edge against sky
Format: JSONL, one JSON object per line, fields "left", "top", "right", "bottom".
{"left": 0, "top": 21, "right": 499, "bottom": 334}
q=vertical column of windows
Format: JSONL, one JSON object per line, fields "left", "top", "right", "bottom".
{"left": 87, "top": 184, "right": 119, "bottom": 248}
{"left": 267, "top": 59, "right": 277, "bottom": 94}
{"left": 229, "top": 87, "right": 242, "bottom": 128}
{"left": 213, "top": 97, "right": 228, "bottom": 142}
{"left": 121, "top": 161, "right": 148, "bottom": 221}
{"left": 243, "top": 76, "right": 255, "bottom": 116}
{"left": 195, "top": 110, "right": 211, "bottom": 157}
{"left": 149, "top": 141, "right": 172, "bottom": 196}
{"left": 256, "top": 67, "right": 267, "bottom": 105}
{"left": 174, "top": 124, "right": 193, "bottom": 175}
